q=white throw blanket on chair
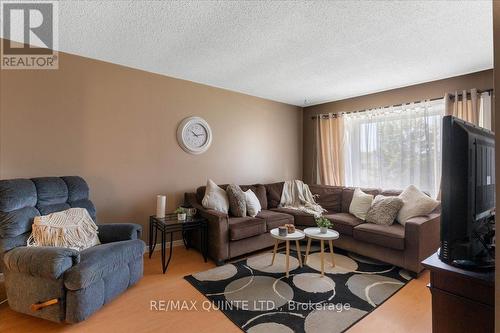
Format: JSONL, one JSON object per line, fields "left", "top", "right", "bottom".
{"left": 279, "top": 180, "right": 325, "bottom": 218}
{"left": 27, "top": 208, "right": 100, "bottom": 251}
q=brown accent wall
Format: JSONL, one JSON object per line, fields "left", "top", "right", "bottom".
{"left": 0, "top": 46, "right": 303, "bottom": 241}
{"left": 302, "top": 69, "right": 494, "bottom": 184}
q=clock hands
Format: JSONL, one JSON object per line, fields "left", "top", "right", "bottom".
{"left": 190, "top": 130, "right": 205, "bottom": 138}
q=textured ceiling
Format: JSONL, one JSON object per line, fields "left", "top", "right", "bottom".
{"left": 6, "top": 1, "right": 493, "bottom": 106}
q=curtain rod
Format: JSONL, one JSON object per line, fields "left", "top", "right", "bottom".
{"left": 310, "top": 88, "right": 493, "bottom": 120}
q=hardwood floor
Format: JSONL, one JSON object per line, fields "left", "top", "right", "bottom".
{"left": 0, "top": 246, "right": 431, "bottom": 333}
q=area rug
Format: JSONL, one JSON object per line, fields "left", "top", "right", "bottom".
{"left": 185, "top": 245, "right": 412, "bottom": 333}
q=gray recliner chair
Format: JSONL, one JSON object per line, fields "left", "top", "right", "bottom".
{"left": 0, "top": 176, "right": 144, "bottom": 323}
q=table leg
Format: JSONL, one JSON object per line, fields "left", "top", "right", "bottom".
{"left": 163, "top": 232, "right": 174, "bottom": 273}
{"left": 285, "top": 240, "right": 290, "bottom": 278}
{"left": 148, "top": 217, "right": 153, "bottom": 258}
{"left": 182, "top": 230, "right": 189, "bottom": 249}
{"left": 329, "top": 240, "right": 335, "bottom": 267}
{"left": 161, "top": 230, "right": 166, "bottom": 273}
{"left": 202, "top": 223, "right": 208, "bottom": 262}
{"left": 295, "top": 240, "right": 303, "bottom": 267}
{"left": 304, "top": 238, "right": 311, "bottom": 264}
{"left": 271, "top": 239, "right": 278, "bottom": 265}
{"left": 320, "top": 239, "right": 325, "bottom": 276}
{"left": 152, "top": 225, "right": 158, "bottom": 255}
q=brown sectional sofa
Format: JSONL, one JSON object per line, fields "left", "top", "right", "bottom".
{"left": 185, "top": 182, "right": 440, "bottom": 275}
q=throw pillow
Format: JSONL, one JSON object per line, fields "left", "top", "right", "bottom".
{"left": 397, "top": 185, "right": 440, "bottom": 225}
{"left": 201, "top": 179, "right": 229, "bottom": 214}
{"left": 349, "top": 188, "right": 374, "bottom": 220}
{"left": 245, "top": 189, "right": 262, "bottom": 217}
{"left": 226, "top": 184, "right": 247, "bottom": 217}
{"left": 366, "top": 195, "right": 404, "bottom": 225}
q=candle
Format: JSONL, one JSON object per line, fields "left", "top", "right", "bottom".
{"left": 156, "top": 195, "right": 166, "bottom": 218}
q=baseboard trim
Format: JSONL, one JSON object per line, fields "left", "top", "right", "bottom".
{"left": 144, "top": 239, "right": 185, "bottom": 254}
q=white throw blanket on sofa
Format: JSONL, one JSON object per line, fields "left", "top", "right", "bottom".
{"left": 27, "top": 208, "right": 100, "bottom": 251}
{"left": 279, "top": 180, "right": 325, "bottom": 218}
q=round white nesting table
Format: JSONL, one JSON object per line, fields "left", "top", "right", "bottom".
{"left": 303, "top": 227, "right": 340, "bottom": 276}
{"left": 270, "top": 228, "right": 305, "bottom": 277}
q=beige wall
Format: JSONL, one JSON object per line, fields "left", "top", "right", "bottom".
{"left": 0, "top": 48, "right": 303, "bottom": 241}
{"left": 302, "top": 69, "right": 494, "bottom": 184}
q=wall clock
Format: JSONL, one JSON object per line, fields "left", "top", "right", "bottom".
{"left": 176, "top": 116, "right": 213, "bottom": 154}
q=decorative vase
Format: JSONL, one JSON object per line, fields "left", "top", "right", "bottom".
{"left": 156, "top": 195, "right": 166, "bottom": 218}
{"left": 320, "top": 226, "right": 328, "bottom": 234}
{"left": 178, "top": 213, "right": 186, "bottom": 221}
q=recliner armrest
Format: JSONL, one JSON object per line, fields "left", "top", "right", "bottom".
{"left": 97, "top": 223, "right": 142, "bottom": 243}
{"left": 3, "top": 246, "right": 80, "bottom": 279}
{"left": 64, "top": 239, "right": 145, "bottom": 290}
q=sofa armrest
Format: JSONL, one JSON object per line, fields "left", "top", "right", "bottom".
{"left": 3, "top": 246, "right": 80, "bottom": 279}
{"left": 185, "top": 192, "right": 230, "bottom": 262}
{"left": 97, "top": 223, "right": 142, "bottom": 243}
{"left": 404, "top": 213, "right": 441, "bottom": 273}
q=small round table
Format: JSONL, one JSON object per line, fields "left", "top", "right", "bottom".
{"left": 270, "top": 228, "right": 305, "bottom": 277}
{"left": 303, "top": 227, "right": 340, "bottom": 276}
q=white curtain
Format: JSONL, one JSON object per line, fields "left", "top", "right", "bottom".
{"left": 479, "top": 92, "right": 492, "bottom": 130}
{"left": 343, "top": 99, "right": 445, "bottom": 197}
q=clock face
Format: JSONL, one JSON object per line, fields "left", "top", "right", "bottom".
{"left": 183, "top": 122, "right": 208, "bottom": 148}
{"left": 177, "top": 117, "right": 212, "bottom": 154}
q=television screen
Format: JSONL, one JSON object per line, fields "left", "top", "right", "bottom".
{"left": 440, "top": 115, "right": 495, "bottom": 268}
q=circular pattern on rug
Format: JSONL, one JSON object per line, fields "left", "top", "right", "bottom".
{"left": 348, "top": 252, "right": 388, "bottom": 266}
{"left": 304, "top": 306, "right": 367, "bottom": 333}
{"left": 224, "top": 276, "right": 294, "bottom": 311}
{"left": 346, "top": 274, "right": 404, "bottom": 307}
{"left": 192, "top": 264, "right": 237, "bottom": 282}
{"left": 247, "top": 253, "right": 299, "bottom": 274}
{"left": 306, "top": 252, "right": 358, "bottom": 274}
{"left": 247, "top": 322, "right": 294, "bottom": 333}
{"left": 293, "top": 273, "right": 335, "bottom": 293}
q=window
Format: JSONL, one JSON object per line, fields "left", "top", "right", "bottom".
{"left": 343, "top": 99, "right": 445, "bottom": 197}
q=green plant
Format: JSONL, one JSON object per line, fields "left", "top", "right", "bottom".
{"left": 174, "top": 207, "right": 186, "bottom": 214}
{"left": 315, "top": 216, "right": 332, "bottom": 228}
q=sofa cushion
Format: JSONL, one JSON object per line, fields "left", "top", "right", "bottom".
{"left": 380, "top": 189, "right": 402, "bottom": 197}
{"left": 309, "top": 185, "right": 343, "bottom": 213}
{"left": 366, "top": 195, "right": 404, "bottom": 226}
{"left": 245, "top": 190, "right": 262, "bottom": 217}
{"left": 201, "top": 179, "right": 229, "bottom": 214}
{"left": 397, "top": 185, "right": 440, "bottom": 225}
{"left": 226, "top": 184, "right": 246, "bottom": 217}
{"left": 256, "top": 210, "right": 294, "bottom": 231}
{"left": 341, "top": 187, "right": 381, "bottom": 213}
{"left": 324, "top": 212, "right": 364, "bottom": 236}
{"left": 270, "top": 208, "right": 315, "bottom": 227}
{"left": 240, "top": 185, "right": 267, "bottom": 210}
{"left": 353, "top": 223, "right": 405, "bottom": 250}
{"left": 196, "top": 184, "right": 268, "bottom": 210}
{"left": 265, "top": 182, "right": 284, "bottom": 209}
{"left": 349, "top": 188, "right": 374, "bottom": 220}
{"left": 0, "top": 179, "right": 37, "bottom": 212}
{"left": 228, "top": 216, "right": 266, "bottom": 241}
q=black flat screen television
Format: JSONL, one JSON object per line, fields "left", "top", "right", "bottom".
{"left": 440, "top": 115, "right": 495, "bottom": 269}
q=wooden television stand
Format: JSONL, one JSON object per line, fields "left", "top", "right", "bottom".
{"left": 422, "top": 252, "right": 494, "bottom": 333}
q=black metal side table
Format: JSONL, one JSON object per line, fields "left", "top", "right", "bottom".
{"left": 149, "top": 214, "right": 208, "bottom": 274}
